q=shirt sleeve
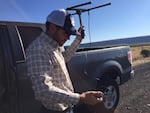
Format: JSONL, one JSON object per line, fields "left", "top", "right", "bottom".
{"left": 63, "top": 37, "right": 82, "bottom": 62}
{"left": 26, "top": 47, "right": 80, "bottom": 105}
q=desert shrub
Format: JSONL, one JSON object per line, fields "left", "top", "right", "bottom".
{"left": 141, "top": 49, "right": 150, "bottom": 58}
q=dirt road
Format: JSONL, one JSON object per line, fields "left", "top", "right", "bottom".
{"left": 114, "top": 62, "right": 150, "bottom": 113}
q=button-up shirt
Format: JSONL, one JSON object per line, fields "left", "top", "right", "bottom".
{"left": 26, "top": 32, "right": 81, "bottom": 111}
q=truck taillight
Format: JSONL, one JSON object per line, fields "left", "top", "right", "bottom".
{"left": 128, "top": 51, "right": 133, "bottom": 64}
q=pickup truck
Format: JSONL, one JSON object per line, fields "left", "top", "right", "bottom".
{"left": 0, "top": 21, "right": 134, "bottom": 113}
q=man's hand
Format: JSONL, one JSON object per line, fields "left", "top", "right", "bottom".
{"left": 80, "top": 91, "right": 104, "bottom": 105}
{"left": 78, "top": 26, "right": 85, "bottom": 39}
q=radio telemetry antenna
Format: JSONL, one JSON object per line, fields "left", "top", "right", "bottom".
{"left": 66, "top": 1, "right": 111, "bottom": 27}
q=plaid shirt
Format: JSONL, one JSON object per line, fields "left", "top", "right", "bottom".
{"left": 26, "top": 32, "right": 81, "bottom": 111}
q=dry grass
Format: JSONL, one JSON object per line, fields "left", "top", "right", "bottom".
{"left": 131, "top": 44, "right": 150, "bottom": 66}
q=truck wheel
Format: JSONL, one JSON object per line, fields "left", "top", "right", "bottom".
{"left": 87, "top": 80, "right": 119, "bottom": 113}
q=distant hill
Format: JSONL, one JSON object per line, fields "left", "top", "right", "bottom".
{"left": 80, "top": 35, "right": 150, "bottom": 48}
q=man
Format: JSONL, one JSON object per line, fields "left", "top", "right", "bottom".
{"left": 26, "top": 9, "right": 103, "bottom": 113}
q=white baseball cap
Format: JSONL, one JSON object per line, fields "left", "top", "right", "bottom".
{"left": 46, "top": 9, "right": 80, "bottom": 36}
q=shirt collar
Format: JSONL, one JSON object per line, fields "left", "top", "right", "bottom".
{"left": 40, "top": 32, "right": 59, "bottom": 49}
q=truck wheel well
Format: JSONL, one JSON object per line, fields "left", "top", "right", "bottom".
{"left": 100, "top": 69, "right": 121, "bottom": 85}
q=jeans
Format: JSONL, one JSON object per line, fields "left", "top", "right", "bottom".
{"left": 66, "top": 110, "right": 73, "bottom": 113}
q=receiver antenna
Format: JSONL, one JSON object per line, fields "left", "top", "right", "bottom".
{"left": 66, "top": 1, "right": 111, "bottom": 27}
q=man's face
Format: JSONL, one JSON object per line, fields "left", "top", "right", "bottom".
{"left": 53, "top": 27, "right": 71, "bottom": 46}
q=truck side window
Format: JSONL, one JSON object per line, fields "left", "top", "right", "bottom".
{"left": 17, "top": 26, "right": 43, "bottom": 49}
{"left": 7, "top": 25, "right": 43, "bottom": 63}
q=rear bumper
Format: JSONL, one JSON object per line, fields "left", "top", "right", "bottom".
{"left": 120, "top": 69, "right": 134, "bottom": 85}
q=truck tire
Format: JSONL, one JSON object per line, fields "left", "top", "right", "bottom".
{"left": 98, "top": 80, "right": 119, "bottom": 113}
{"left": 86, "top": 80, "right": 119, "bottom": 113}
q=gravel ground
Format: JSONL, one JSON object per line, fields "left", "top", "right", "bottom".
{"left": 114, "top": 62, "right": 150, "bottom": 113}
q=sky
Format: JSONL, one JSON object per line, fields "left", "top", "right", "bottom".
{"left": 0, "top": 0, "right": 150, "bottom": 44}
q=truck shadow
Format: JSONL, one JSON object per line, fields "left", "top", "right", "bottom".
{"left": 74, "top": 103, "right": 114, "bottom": 113}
